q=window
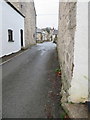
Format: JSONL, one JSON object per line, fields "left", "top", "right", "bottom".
{"left": 21, "top": 4, "right": 23, "bottom": 8}
{"left": 8, "top": 29, "right": 14, "bottom": 42}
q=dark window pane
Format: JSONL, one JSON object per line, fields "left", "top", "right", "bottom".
{"left": 8, "top": 29, "right": 13, "bottom": 42}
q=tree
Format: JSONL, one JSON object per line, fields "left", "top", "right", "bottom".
{"left": 46, "top": 27, "right": 50, "bottom": 34}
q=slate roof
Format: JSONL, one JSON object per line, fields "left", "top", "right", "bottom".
{"left": 36, "top": 28, "right": 42, "bottom": 33}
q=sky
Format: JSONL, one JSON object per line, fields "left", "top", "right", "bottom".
{"left": 34, "top": 0, "right": 59, "bottom": 29}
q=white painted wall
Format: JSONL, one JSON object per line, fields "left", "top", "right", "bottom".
{"left": 68, "top": 2, "right": 88, "bottom": 103}
{"left": 0, "top": 2, "right": 2, "bottom": 118}
{"left": 0, "top": 1, "right": 25, "bottom": 57}
{"left": 0, "top": 2, "right": 2, "bottom": 58}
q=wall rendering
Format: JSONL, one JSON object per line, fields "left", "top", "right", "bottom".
{"left": 11, "top": 0, "right": 37, "bottom": 48}
{"left": 0, "top": 1, "right": 25, "bottom": 57}
{"left": 68, "top": 2, "right": 88, "bottom": 103}
{"left": 0, "top": 2, "right": 2, "bottom": 58}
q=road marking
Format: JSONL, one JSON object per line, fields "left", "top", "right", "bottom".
{"left": 0, "top": 48, "right": 30, "bottom": 66}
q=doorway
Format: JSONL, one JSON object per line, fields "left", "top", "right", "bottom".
{"left": 20, "top": 29, "right": 23, "bottom": 47}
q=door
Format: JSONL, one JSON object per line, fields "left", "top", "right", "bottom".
{"left": 20, "top": 29, "right": 23, "bottom": 47}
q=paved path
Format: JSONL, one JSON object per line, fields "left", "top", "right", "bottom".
{"left": 2, "top": 42, "right": 65, "bottom": 118}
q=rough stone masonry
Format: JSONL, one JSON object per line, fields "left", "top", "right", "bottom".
{"left": 58, "top": 2, "right": 76, "bottom": 103}
{"left": 58, "top": 1, "right": 88, "bottom": 104}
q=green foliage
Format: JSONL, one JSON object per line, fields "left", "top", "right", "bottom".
{"left": 46, "top": 27, "right": 50, "bottom": 34}
{"left": 60, "top": 113, "right": 66, "bottom": 119}
{"left": 55, "top": 68, "right": 61, "bottom": 72}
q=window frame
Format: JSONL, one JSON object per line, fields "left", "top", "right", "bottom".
{"left": 8, "top": 29, "right": 14, "bottom": 42}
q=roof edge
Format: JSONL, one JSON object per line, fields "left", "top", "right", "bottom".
{"left": 4, "top": 0, "right": 25, "bottom": 18}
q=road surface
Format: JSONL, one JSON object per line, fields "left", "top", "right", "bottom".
{"left": 2, "top": 42, "right": 65, "bottom": 118}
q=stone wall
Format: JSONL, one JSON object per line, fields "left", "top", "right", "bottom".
{"left": 58, "top": 2, "right": 76, "bottom": 103}
{"left": 28, "top": 2, "right": 36, "bottom": 45}
{"left": 10, "top": 0, "right": 36, "bottom": 48}
{"left": 58, "top": 1, "right": 88, "bottom": 103}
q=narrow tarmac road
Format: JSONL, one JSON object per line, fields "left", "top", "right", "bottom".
{"left": 2, "top": 42, "right": 65, "bottom": 118}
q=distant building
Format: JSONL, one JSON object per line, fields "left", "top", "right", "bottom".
{"left": 0, "top": 1, "right": 24, "bottom": 57}
{"left": 42, "top": 28, "right": 58, "bottom": 42}
{"left": 49, "top": 28, "right": 54, "bottom": 41}
{"left": 36, "top": 28, "right": 43, "bottom": 42}
{"left": 53, "top": 30, "right": 58, "bottom": 38}
{"left": 36, "top": 28, "right": 50, "bottom": 43}
{"left": 36, "top": 27, "right": 58, "bottom": 43}
{"left": 52, "top": 30, "right": 58, "bottom": 43}
{"left": 42, "top": 31, "right": 48, "bottom": 41}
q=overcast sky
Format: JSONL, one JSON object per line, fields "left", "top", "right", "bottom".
{"left": 34, "top": 0, "right": 59, "bottom": 29}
